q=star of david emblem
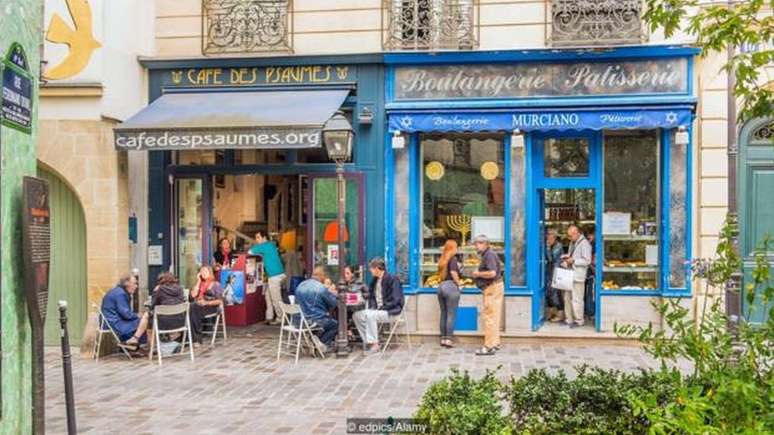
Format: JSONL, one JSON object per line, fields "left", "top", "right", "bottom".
{"left": 665, "top": 112, "right": 678, "bottom": 124}
{"left": 398, "top": 116, "right": 413, "bottom": 130}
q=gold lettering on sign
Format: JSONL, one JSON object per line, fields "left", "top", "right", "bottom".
{"left": 44, "top": 0, "right": 102, "bottom": 80}
{"left": 171, "top": 71, "right": 183, "bottom": 85}
{"left": 186, "top": 68, "right": 224, "bottom": 85}
{"left": 231, "top": 68, "right": 258, "bottom": 85}
{"left": 264, "top": 66, "right": 335, "bottom": 84}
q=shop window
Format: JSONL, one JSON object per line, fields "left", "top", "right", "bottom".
{"left": 602, "top": 130, "right": 659, "bottom": 291}
{"left": 383, "top": 0, "right": 478, "bottom": 51}
{"left": 420, "top": 134, "right": 505, "bottom": 288}
{"left": 202, "top": 0, "right": 293, "bottom": 55}
{"left": 544, "top": 137, "right": 590, "bottom": 178}
{"left": 550, "top": 0, "right": 644, "bottom": 47}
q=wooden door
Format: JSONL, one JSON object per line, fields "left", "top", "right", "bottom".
{"left": 38, "top": 166, "right": 87, "bottom": 345}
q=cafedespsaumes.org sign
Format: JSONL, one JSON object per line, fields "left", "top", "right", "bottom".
{"left": 393, "top": 58, "right": 688, "bottom": 100}
{"left": 114, "top": 127, "right": 322, "bottom": 151}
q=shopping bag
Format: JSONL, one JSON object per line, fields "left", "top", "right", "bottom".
{"left": 551, "top": 267, "right": 574, "bottom": 291}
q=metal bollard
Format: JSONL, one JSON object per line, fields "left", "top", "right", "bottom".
{"left": 58, "top": 301, "right": 77, "bottom": 435}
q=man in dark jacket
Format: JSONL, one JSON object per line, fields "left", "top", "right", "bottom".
{"left": 101, "top": 274, "right": 148, "bottom": 347}
{"left": 353, "top": 257, "right": 404, "bottom": 354}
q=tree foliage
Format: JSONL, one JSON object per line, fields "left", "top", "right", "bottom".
{"left": 644, "top": 0, "right": 774, "bottom": 121}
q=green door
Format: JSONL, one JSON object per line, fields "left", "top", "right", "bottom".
{"left": 38, "top": 166, "right": 87, "bottom": 345}
{"left": 739, "top": 119, "right": 774, "bottom": 325}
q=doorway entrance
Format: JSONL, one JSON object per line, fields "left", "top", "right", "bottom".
{"left": 528, "top": 132, "right": 602, "bottom": 331}
{"left": 172, "top": 172, "right": 365, "bottom": 291}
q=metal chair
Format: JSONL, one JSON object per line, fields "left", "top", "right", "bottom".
{"left": 92, "top": 303, "right": 133, "bottom": 361}
{"left": 379, "top": 310, "right": 412, "bottom": 353}
{"left": 201, "top": 302, "right": 227, "bottom": 346}
{"left": 276, "top": 302, "right": 325, "bottom": 364}
{"left": 148, "top": 303, "right": 194, "bottom": 365}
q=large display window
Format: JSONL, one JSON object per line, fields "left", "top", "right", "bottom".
{"left": 420, "top": 134, "right": 505, "bottom": 288}
{"left": 602, "top": 130, "right": 660, "bottom": 291}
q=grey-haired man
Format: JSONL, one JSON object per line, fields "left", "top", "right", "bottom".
{"left": 471, "top": 235, "right": 503, "bottom": 356}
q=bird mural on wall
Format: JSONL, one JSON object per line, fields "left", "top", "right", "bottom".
{"left": 44, "top": 0, "right": 101, "bottom": 80}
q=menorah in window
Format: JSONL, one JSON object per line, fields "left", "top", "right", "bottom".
{"left": 202, "top": 0, "right": 293, "bottom": 55}
{"left": 382, "top": 0, "right": 478, "bottom": 51}
{"left": 550, "top": 0, "right": 645, "bottom": 47}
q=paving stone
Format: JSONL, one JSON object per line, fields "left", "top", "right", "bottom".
{"left": 44, "top": 333, "right": 665, "bottom": 434}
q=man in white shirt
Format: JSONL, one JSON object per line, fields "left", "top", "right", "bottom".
{"left": 561, "top": 225, "right": 592, "bottom": 328}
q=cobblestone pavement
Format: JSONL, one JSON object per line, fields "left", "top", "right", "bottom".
{"left": 45, "top": 333, "right": 660, "bottom": 435}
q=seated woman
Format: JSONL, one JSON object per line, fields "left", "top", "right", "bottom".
{"left": 213, "top": 237, "right": 234, "bottom": 272}
{"left": 150, "top": 272, "right": 186, "bottom": 334}
{"left": 189, "top": 265, "right": 224, "bottom": 344}
{"left": 101, "top": 273, "right": 149, "bottom": 350}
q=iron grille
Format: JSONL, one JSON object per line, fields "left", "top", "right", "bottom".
{"left": 382, "top": 0, "right": 478, "bottom": 51}
{"left": 202, "top": 0, "right": 293, "bottom": 55}
{"left": 550, "top": 0, "right": 644, "bottom": 47}
{"left": 752, "top": 121, "right": 774, "bottom": 142}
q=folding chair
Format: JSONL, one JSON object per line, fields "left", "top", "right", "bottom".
{"left": 148, "top": 303, "right": 194, "bottom": 365}
{"left": 92, "top": 303, "right": 133, "bottom": 361}
{"left": 276, "top": 302, "right": 325, "bottom": 364}
{"left": 201, "top": 302, "right": 227, "bottom": 346}
{"left": 379, "top": 310, "right": 412, "bottom": 354}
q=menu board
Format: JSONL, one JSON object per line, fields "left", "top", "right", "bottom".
{"left": 22, "top": 177, "right": 51, "bottom": 328}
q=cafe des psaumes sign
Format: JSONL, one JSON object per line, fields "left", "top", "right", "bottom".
{"left": 392, "top": 57, "right": 688, "bottom": 100}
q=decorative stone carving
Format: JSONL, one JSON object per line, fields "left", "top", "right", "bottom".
{"left": 551, "top": 0, "right": 644, "bottom": 47}
{"left": 203, "top": 0, "right": 292, "bottom": 55}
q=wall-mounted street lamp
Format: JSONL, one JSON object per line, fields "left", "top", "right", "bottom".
{"left": 322, "top": 110, "right": 354, "bottom": 358}
{"left": 675, "top": 125, "right": 689, "bottom": 146}
{"left": 511, "top": 129, "right": 525, "bottom": 151}
{"left": 391, "top": 131, "right": 405, "bottom": 149}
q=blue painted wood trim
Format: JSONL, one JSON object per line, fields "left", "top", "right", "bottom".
{"left": 141, "top": 53, "right": 386, "bottom": 69}
{"left": 504, "top": 133, "right": 513, "bottom": 288}
{"left": 661, "top": 128, "right": 671, "bottom": 295}
{"left": 383, "top": 45, "right": 700, "bottom": 64}
{"left": 594, "top": 130, "right": 604, "bottom": 332}
{"left": 386, "top": 96, "right": 698, "bottom": 110}
{"left": 384, "top": 130, "right": 395, "bottom": 270}
{"left": 525, "top": 133, "right": 539, "bottom": 330}
{"left": 407, "top": 287, "right": 531, "bottom": 296}
{"left": 408, "top": 133, "right": 420, "bottom": 290}
{"left": 684, "top": 123, "right": 694, "bottom": 294}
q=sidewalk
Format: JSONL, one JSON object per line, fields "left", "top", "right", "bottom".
{"left": 44, "top": 335, "right": 659, "bottom": 434}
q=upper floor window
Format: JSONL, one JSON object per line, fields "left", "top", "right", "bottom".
{"left": 202, "top": 0, "right": 293, "bottom": 55}
{"left": 550, "top": 0, "right": 644, "bottom": 47}
{"left": 383, "top": 0, "right": 478, "bottom": 51}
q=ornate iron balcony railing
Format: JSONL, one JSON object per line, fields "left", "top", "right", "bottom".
{"left": 382, "top": 0, "right": 479, "bottom": 51}
{"left": 550, "top": 0, "right": 645, "bottom": 47}
{"left": 202, "top": 0, "right": 293, "bottom": 55}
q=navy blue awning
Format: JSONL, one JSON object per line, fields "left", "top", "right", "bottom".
{"left": 388, "top": 106, "right": 693, "bottom": 133}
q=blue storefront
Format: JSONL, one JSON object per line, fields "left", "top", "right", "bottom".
{"left": 119, "top": 55, "right": 386, "bottom": 294}
{"left": 384, "top": 46, "right": 698, "bottom": 333}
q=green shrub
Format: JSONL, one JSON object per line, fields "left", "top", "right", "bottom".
{"left": 413, "top": 368, "right": 511, "bottom": 435}
{"left": 505, "top": 366, "right": 680, "bottom": 434}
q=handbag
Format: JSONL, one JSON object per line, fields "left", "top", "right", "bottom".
{"left": 551, "top": 266, "right": 575, "bottom": 291}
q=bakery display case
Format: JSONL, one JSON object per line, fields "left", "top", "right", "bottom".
{"left": 421, "top": 245, "right": 505, "bottom": 288}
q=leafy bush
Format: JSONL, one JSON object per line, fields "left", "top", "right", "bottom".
{"left": 413, "top": 368, "right": 510, "bottom": 435}
{"left": 506, "top": 366, "right": 680, "bottom": 434}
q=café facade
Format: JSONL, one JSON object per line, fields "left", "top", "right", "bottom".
{"left": 116, "top": 55, "right": 388, "bottom": 309}
{"left": 117, "top": 45, "right": 699, "bottom": 335}
{"left": 384, "top": 45, "right": 698, "bottom": 334}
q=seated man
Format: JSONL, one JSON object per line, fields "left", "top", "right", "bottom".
{"left": 353, "top": 257, "right": 404, "bottom": 354}
{"left": 295, "top": 266, "right": 338, "bottom": 353}
{"left": 101, "top": 274, "right": 149, "bottom": 349}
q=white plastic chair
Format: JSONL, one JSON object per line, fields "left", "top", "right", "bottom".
{"left": 148, "top": 303, "right": 194, "bottom": 365}
{"left": 201, "top": 302, "right": 227, "bottom": 346}
{"left": 276, "top": 302, "right": 325, "bottom": 364}
{"left": 92, "top": 303, "right": 133, "bottom": 361}
{"left": 379, "top": 310, "right": 412, "bottom": 353}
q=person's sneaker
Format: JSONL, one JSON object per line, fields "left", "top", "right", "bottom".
{"left": 309, "top": 334, "right": 327, "bottom": 354}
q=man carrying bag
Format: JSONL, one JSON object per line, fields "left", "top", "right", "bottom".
{"left": 557, "top": 225, "right": 592, "bottom": 328}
